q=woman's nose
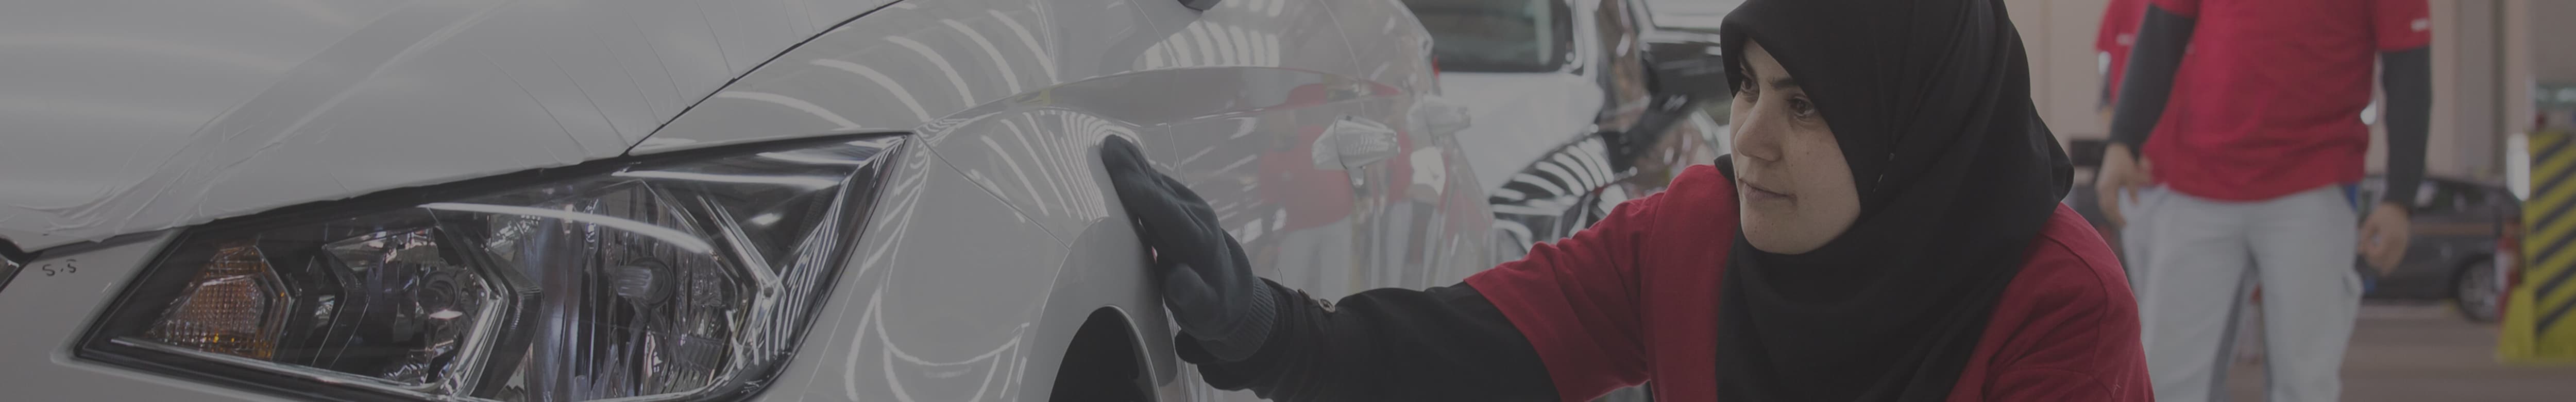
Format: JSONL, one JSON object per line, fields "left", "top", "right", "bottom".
{"left": 1733, "top": 109, "right": 1784, "bottom": 163}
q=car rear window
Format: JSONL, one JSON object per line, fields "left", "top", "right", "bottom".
{"left": 1400, "top": 0, "right": 1573, "bottom": 73}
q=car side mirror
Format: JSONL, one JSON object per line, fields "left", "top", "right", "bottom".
{"left": 1646, "top": 42, "right": 1730, "bottom": 102}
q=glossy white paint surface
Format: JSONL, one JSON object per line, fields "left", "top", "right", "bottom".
{"left": 683, "top": 0, "right": 1483, "bottom": 399}
{"left": 2, "top": 0, "right": 1482, "bottom": 401}
{"left": 1440, "top": 72, "right": 1610, "bottom": 193}
{"left": 0, "top": 0, "right": 901, "bottom": 251}
{"left": 800, "top": 145, "right": 1077, "bottom": 402}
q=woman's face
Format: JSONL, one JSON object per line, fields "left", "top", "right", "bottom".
{"left": 1729, "top": 41, "right": 1861, "bottom": 254}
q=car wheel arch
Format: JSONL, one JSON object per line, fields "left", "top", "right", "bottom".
{"left": 2449, "top": 254, "right": 2506, "bottom": 322}
{"left": 1017, "top": 213, "right": 1186, "bottom": 401}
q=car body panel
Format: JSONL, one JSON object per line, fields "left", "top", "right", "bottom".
{"left": 925, "top": 67, "right": 1375, "bottom": 244}
{"left": 771, "top": 144, "right": 1081, "bottom": 401}
{"left": 0, "top": 0, "right": 897, "bottom": 251}
{"left": 1442, "top": 72, "right": 1610, "bottom": 188}
{"left": 630, "top": 0, "right": 1483, "bottom": 296}
{"left": 684, "top": 0, "right": 1465, "bottom": 399}
{"left": 3, "top": 0, "right": 1473, "bottom": 401}
{"left": 635, "top": 0, "right": 1441, "bottom": 155}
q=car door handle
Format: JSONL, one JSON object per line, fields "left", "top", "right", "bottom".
{"left": 1325, "top": 116, "right": 1400, "bottom": 168}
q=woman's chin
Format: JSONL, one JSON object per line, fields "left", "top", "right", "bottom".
{"left": 1738, "top": 217, "right": 1828, "bottom": 254}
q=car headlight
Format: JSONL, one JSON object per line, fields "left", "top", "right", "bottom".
{"left": 80, "top": 135, "right": 905, "bottom": 401}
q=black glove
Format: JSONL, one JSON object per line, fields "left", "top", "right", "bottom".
{"left": 1099, "top": 136, "right": 1280, "bottom": 361}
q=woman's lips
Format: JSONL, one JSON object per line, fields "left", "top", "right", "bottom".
{"left": 1741, "top": 181, "right": 1792, "bottom": 202}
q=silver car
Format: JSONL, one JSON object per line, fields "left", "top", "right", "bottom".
{"left": 0, "top": 0, "right": 1487, "bottom": 400}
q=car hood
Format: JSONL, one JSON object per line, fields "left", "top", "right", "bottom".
{"left": 0, "top": 0, "right": 893, "bottom": 251}
{"left": 1437, "top": 72, "right": 1606, "bottom": 192}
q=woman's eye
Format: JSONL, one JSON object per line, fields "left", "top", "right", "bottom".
{"left": 1788, "top": 97, "right": 1816, "bottom": 118}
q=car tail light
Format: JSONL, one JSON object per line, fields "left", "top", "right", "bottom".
{"left": 2502, "top": 217, "right": 2524, "bottom": 317}
{"left": 81, "top": 135, "right": 905, "bottom": 401}
{"left": 2502, "top": 219, "right": 2521, "bottom": 266}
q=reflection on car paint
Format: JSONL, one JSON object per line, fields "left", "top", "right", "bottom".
{"left": 653, "top": 0, "right": 1467, "bottom": 400}
{"left": 1402, "top": 0, "right": 1724, "bottom": 263}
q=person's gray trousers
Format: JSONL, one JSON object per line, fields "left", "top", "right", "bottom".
{"left": 2124, "top": 184, "right": 2362, "bottom": 402}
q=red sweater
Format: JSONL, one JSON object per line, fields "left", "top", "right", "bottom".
{"left": 1466, "top": 165, "right": 2153, "bottom": 401}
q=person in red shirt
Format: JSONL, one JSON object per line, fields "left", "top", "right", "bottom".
{"left": 1099, "top": 0, "right": 2150, "bottom": 400}
{"left": 2092, "top": 1, "right": 2433, "bottom": 401}
{"left": 2094, "top": 0, "right": 2279, "bottom": 369}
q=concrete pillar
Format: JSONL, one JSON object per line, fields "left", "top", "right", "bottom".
{"left": 2003, "top": 0, "right": 2115, "bottom": 142}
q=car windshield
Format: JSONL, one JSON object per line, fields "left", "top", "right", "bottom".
{"left": 1401, "top": 0, "right": 1570, "bottom": 73}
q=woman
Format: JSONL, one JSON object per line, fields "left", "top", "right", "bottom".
{"left": 1097, "top": 0, "right": 2151, "bottom": 400}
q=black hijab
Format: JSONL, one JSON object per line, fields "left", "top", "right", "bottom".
{"left": 1709, "top": 1, "right": 2073, "bottom": 401}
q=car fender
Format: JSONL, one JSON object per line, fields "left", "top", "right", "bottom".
{"left": 656, "top": 0, "right": 1443, "bottom": 400}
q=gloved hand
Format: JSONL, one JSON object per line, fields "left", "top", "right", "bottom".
{"left": 1099, "top": 136, "right": 1279, "bottom": 361}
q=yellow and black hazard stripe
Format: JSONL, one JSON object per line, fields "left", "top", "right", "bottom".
{"left": 2505, "top": 129, "right": 2576, "bottom": 363}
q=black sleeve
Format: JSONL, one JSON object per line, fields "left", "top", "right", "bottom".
{"left": 2100, "top": 69, "right": 2117, "bottom": 110}
{"left": 1175, "top": 280, "right": 1561, "bottom": 401}
{"left": 2106, "top": 5, "right": 2197, "bottom": 153}
{"left": 2379, "top": 46, "right": 2432, "bottom": 207}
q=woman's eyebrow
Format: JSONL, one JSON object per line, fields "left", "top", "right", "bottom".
{"left": 1768, "top": 77, "right": 1801, "bottom": 92}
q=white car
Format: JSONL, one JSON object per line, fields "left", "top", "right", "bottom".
{"left": 0, "top": 1, "right": 1489, "bottom": 400}
{"left": 1397, "top": 0, "right": 1728, "bottom": 259}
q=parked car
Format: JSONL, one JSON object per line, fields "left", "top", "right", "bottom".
{"left": 2354, "top": 176, "right": 2522, "bottom": 322}
{"left": 0, "top": 1, "right": 1490, "bottom": 401}
{"left": 1397, "top": 0, "right": 1731, "bottom": 261}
